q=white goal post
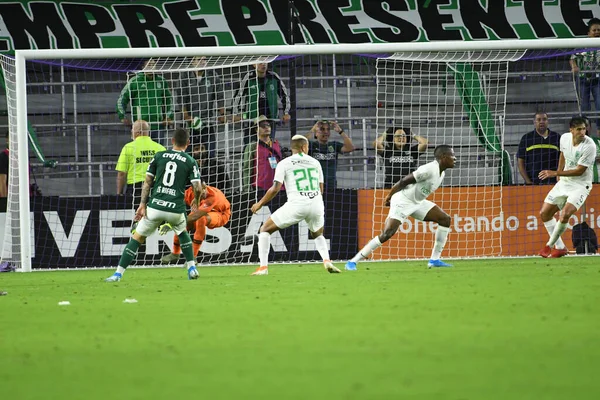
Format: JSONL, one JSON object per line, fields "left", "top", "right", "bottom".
{"left": 9, "top": 38, "right": 600, "bottom": 272}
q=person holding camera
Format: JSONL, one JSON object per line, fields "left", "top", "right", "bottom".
{"left": 305, "top": 120, "right": 355, "bottom": 190}
{"left": 374, "top": 127, "right": 428, "bottom": 188}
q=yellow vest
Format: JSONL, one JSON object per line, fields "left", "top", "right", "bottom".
{"left": 116, "top": 136, "right": 166, "bottom": 184}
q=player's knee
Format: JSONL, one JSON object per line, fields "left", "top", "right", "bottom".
{"left": 380, "top": 229, "right": 396, "bottom": 242}
{"left": 310, "top": 229, "right": 324, "bottom": 239}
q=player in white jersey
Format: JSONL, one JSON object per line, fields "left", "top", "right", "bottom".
{"left": 249, "top": 135, "right": 341, "bottom": 275}
{"left": 345, "top": 145, "right": 456, "bottom": 270}
{"left": 538, "top": 116, "right": 597, "bottom": 258}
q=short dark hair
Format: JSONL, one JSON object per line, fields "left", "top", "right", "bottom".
{"left": 434, "top": 145, "right": 453, "bottom": 159}
{"left": 172, "top": 128, "right": 189, "bottom": 147}
{"left": 588, "top": 18, "right": 600, "bottom": 29}
{"left": 569, "top": 116, "right": 588, "bottom": 128}
{"left": 534, "top": 111, "right": 548, "bottom": 118}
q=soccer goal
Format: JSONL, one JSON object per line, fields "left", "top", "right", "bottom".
{"left": 2, "top": 39, "right": 599, "bottom": 271}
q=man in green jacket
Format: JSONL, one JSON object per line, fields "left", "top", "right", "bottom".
{"left": 233, "top": 63, "right": 290, "bottom": 145}
{"left": 117, "top": 59, "right": 174, "bottom": 147}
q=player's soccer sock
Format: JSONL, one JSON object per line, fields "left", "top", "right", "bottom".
{"left": 313, "top": 235, "right": 330, "bottom": 262}
{"left": 117, "top": 239, "right": 141, "bottom": 271}
{"left": 430, "top": 226, "right": 450, "bottom": 260}
{"left": 178, "top": 231, "right": 196, "bottom": 267}
{"left": 193, "top": 219, "right": 206, "bottom": 257}
{"left": 351, "top": 236, "right": 382, "bottom": 263}
{"left": 192, "top": 239, "right": 203, "bottom": 258}
{"left": 543, "top": 219, "right": 566, "bottom": 249}
{"left": 172, "top": 235, "right": 181, "bottom": 255}
{"left": 547, "top": 221, "right": 569, "bottom": 248}
{"left": 258, "top": 232, "right": 271, "bottom": 267}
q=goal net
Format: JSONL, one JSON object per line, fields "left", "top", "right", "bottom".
{"left": 1, "top": 41, "right": 599, "bottom": 271}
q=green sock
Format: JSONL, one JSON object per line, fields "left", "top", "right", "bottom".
{"left": 178, "top": 231, "right": 195, "bottom": 265}
{"left": 118, "top": 239, "right": 141, "bottom": 269}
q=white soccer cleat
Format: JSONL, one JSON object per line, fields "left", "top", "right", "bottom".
{"left": 251, "top": 266, "right": 268, "bottom": 276}
{"left": 187, "top": 266, "right": 199, "bottom": 280}
{"left": 324, "top": 262, "right": 341, "bottom": 273}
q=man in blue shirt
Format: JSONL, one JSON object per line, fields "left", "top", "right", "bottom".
{"left": 517, "top": 112, "right": 561, "bottom": 185}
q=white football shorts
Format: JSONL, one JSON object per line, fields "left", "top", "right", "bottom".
{"left": 271, "top": 201, "right": 325, "bottom": 232}
{"left": 135, "top": 207, "right": 187, "bottom": 236}
{"left": 544, "top": 180, "right": 591, "bottom": 211}
{"left": 388, "top": 193, "right": 436, "bottom": 223}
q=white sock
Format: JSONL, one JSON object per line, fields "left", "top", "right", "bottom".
{"left": 547, "top": 221, "right": 568, "bottom": 248}
{"left": 186, "top": 260, "right": 196, "bottom": 269}
{"left": 116, "top": 266, "right": 125, "bottom": 275}
{"left": 351, "top": 236, "right": 382, "bottom": 263}
{"left": 430, "top": 226, "right": 450, "bottom": 260}
{"left": 544, "top": 219, "right": 566, "bottom": 249}
{"left": 313, "top": 235, "right": 330, "bottom": 262}
{"left": 258, "top": 232, "right": 271, "bottom": 267}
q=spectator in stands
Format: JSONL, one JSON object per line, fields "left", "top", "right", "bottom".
{"left": 180, "top": 56, "right": 226, "bottom": 157}
{"left": 374, "top": 127, "right": 428, "bottom": 188}
{"left": 117, "top": 59, "right": 174, "bottom": 147}
{"left": 116, "top": 120, "right": 166, "bottom": 208}
{"left": 233, "top": 63, "right": 291, "bottom": 145}
{"left": 242, "top": 115, "right": 284, "bottom": 192}
{"left": 191, "top": 143, "right": 231, "bottom": 194}
{"left": 0, "top": 131, "right": 8, "bottom": 198}
{"left": 304, "top": 120, "right": 355, "bottom": 190}
{"left": 0, "top": 131, "right": 42, "bottom": 198}
{"left": 570, "top": 18, "right": 600, "bottom": 136}
{"left": 581, "top": 115, "right": 600, "bottom": 183}
{"left": 517, "top": 112, "right": 561, "bottom": 185}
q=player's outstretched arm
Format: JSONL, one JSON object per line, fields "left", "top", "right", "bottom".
{"left": 251, "top": 181, "right": 282, "bottom": 213}
{"left": 384, "top": 173, "right": 417, "bottom": 206}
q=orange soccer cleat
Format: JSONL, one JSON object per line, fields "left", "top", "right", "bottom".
{"left": 549, "top": 247, "right": 568, "bottom": 258}
{"left": 251, "top": 266, "right": 268, "bottom": 276}
{"left": 538, "top": 245, "right": 552, "bottom": 258}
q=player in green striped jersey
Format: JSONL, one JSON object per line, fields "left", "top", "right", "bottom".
{"left": 106, "top": 128, "right": 203, "bottom": 282}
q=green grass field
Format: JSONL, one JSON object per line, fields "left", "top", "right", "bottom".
{"left": 2, "top": 258, "right": 600, "bottom": 400}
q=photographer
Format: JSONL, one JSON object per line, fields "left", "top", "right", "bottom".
{"left": 374, "top": 127, "right": 428, "bottom": 188}
{"left": 305, "top": 120, "right": 355, "bottom": 190}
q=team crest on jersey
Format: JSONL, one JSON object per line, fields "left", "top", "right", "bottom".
{"left": 205, "top": 79, "right": 211, "bottom": 86}
{"left": 141, "top": 83, "right": 146, "bottom": 88}
{"left": 157, "top": 83, "right": 162, "bottom": 89}
{"left": 575, "top": 151, "right": 580, "bottom": 159}
{"left": 328, "top": 146, "right": 334, "bottom": 153}
{"left": 269, "top": 84, "right": 274, "bottom": 90}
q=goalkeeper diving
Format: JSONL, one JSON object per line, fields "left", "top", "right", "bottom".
{"left": 160, "top": 182, "right": 231, "bottom": 263}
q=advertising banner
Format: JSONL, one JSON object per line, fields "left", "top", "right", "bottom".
{"left": 357, "top": 185, "right": 600, "bottom": 258}
{"left": 0, "top": 190, "right": 358, "bottom": 268}
{"left": 0, "top": 0, "right": 596, "bottom": 53}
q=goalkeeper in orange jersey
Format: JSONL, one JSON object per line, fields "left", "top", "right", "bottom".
{"left": 160, "top": 181, "right": 231, "bottom": 263}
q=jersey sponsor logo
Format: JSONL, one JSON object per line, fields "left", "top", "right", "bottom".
{"left": 162, "top": 152, "right": 188, "bottom": 163}
{"left": 389, "top": 155, "right": 414, "bottom": 164}
{"left": 313, "top": 153, "right": 336, "bottom": 161}
{"left": 151, "top": 198, "right": 176, "bottom": 208}
{"left": 290, "top": 160, "right": 313, "bottom": 166}
{"left": 299, "top": 191, "right": 320, "bottom": 199}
